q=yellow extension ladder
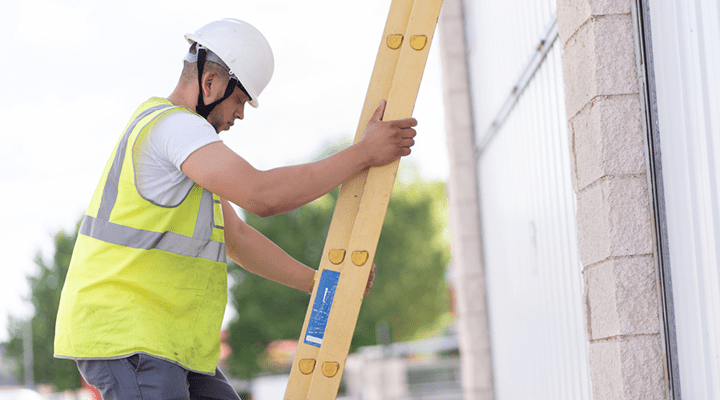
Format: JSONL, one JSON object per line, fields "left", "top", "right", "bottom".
{"left": 284, "top": 0, "right": 443, "bottom": 398}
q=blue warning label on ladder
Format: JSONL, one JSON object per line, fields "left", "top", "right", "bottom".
{"left": 304, "top": 270, "right": 341, "bottom": 348}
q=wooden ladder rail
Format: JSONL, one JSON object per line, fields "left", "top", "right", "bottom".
{"left": 284, "top": 0, "right": 443, "bottom": 397}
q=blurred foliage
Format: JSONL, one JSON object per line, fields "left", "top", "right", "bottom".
{"left": 226, "top": 148, "right": 451, "bottom": 378}
{"left": 3, "top": 229, "right": 81, "bottom": 391}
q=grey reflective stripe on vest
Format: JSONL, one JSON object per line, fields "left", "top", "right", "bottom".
{"left": 85, "top": 103, "right": 226, "bottom": 263}
{"left": 193, "top": 190, "right": 215, "bottom": 240}
{"left": 79, "top": 215, "right": 226, "bottom": 262}
{"left": 98, "top": 104, "right": 173, "bottom": 221}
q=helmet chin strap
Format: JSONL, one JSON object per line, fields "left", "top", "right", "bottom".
{"left": 195, "top": 47, "right": 238, "bottom": 119}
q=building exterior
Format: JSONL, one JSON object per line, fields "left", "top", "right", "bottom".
{"left": 343, "top": 336, "right": 463, "bottom": 400}
{"left": 438, "top": 0, "right": 719, "bottom": 399}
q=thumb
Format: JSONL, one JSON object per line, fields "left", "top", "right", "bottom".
{"left": 372, "top": 99, "right": 387, "bottom": 122}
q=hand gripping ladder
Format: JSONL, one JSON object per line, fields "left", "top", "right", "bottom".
{"left": 284, "top": 0, "right": 443, "bottom": 398}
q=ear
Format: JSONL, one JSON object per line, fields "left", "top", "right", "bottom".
{"left": 201, "top": 71, "right": 220, "bottom": 101}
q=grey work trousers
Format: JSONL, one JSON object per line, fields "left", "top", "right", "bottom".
{"left": 76, "top": 354, "right": 241, "bottom": 400}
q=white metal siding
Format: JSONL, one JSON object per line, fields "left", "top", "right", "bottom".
{"left": 648, "top": 0, "right": 720, "bottom": 398}
{"left": 463, "top": 0, "right": 592, "bottom": 398}
{"left": 464, "top": 0, "right": 556, "bottom": 143}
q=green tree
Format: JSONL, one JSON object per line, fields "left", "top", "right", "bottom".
{"left": 4, "top": 229, "right": 81, "bottom": 391}
{"left": 226, "top": 156, "right": 451, "bottom": 378}
{"left": 355, "top": 175, "right": 451, "bottom": 344}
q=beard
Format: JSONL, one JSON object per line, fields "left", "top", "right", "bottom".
{"left": 205, "top": 107, "right": 224, "bottom": 133}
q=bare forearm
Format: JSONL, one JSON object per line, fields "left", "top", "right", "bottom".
{"left": 222, "top": 200, "right": 378, "bottom": 297}
{"left": 226, "top": 212, "right": 316, "bottom": 292}
{"left": 183, "top": 100, "right": 417, "bottom": 216}
{"left": 250, "top": 144, "right": 369, "bottom": 215}
{"left": 185, "top": 141, "right": 369, "bottom": 217}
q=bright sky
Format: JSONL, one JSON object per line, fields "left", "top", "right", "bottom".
{"left": 0, "top": 0, "right": 448, "bottom": 342}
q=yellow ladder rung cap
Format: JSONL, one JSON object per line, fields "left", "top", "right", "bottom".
{"left": 352, "top": 250, "right": 369, "bottom": 266}
{"left": 322, "top": 362, "right": 340, "bottom": 378}
{"left": 299, "top": 359, "right": 316, "bottom": 375}
{"left": 410, "top": 35, "right": 427, "bottom": 50}
{"left": 328, "top": 249, "right": 346, "bottom": 265}
{"left": 387, "top": 34, "right": 404, "bottom": 49}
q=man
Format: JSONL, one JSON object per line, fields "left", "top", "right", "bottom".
{"left": 54, "top": 18, "right": 417, "bottom": 400}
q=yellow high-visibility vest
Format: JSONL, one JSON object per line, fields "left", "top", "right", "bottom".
{"left": 54, "top": 97, "right": 227, "bottom": 374}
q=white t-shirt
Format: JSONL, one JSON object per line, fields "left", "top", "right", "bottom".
{"left": 132, "top": 110, "right": 221, "bottom": 206}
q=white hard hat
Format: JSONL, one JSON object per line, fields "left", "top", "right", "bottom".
{"left": 185, "top": 19, "right": 274, "bottom": 108}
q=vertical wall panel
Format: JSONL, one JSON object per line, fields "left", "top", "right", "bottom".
{"left": 463, "top": 0, "right": 592, "bottom": 398}
{"left": 463, "top": 0, "right": 556, "bottom": 143}
{"left": 647, "top": 0, "right": 720, "bottom": 398}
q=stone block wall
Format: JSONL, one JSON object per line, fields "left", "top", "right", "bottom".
{"left": 556, "top": 0, "right": 667, "bottom": 398}
{"left": 438, "top": 0, "right": 669, "bottom": 398}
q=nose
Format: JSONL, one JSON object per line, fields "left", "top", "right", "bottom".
{"left": 236, "top": 103, "right": 245, "bottom": 121}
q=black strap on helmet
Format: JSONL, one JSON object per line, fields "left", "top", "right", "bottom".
{"left": 195, "top": 47, "right": 252, "bottom": 119}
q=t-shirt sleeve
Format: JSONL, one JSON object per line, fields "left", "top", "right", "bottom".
{"left": 133, "top": 110, "right": 222, "bottom": 206}
{"left": 154, "top": 111, "right": 222, "bottom": 171}
{"left": 133, "top": 111, "right": 220, "bottom": 206}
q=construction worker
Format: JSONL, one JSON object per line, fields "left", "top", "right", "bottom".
{"left": 53, "top": 18, "right": 417, "bottom": 400}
